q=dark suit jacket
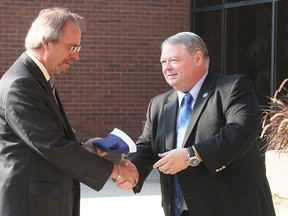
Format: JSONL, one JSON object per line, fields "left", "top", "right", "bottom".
{"left": 0, "top": 53, "right": 113, "bottom": 216}
{"left": 128, "top": 72, "right": 275, "bottom": 216}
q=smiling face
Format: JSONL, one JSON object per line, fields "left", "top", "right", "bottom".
{"left": 160, "top": 43, "right": 207, "bottom": 93}
{"left": 44, "top": 21, "right": 81, "bottom": 75}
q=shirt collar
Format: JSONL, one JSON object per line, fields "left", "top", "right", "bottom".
{"left": 25, "top": 50, "right": 51, "bottom": 82}
{"left": 177, "top": 71, "right": 208, "bottom": 108}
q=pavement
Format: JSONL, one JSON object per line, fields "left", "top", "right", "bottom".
{"left": 80, "top": 169, "right": 288, "bottom": 216}
{"left": 80, "top": 169, "right": 163, "bottom": 216}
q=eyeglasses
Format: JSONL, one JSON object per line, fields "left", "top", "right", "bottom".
{"left": 58, "top": 41, "right": 81, "bottom": 54}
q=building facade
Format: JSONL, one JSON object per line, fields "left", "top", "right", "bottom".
{"left": 0, "top": 1, "right": 190, "bottom": 140}
{"left": 0, "top": 0, "right": 287, "bottom": 141}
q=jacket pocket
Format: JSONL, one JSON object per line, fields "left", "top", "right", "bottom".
{"left": 29, "top": 182, "right": 66, "bottom": 216}
{"left": 229, "top": 178, "right": 258, "bottom": 194}
{"left": 29, "top": 182, "right": 63, "bottom": 196}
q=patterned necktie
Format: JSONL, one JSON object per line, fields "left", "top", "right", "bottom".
{"left": 49, "top": 76, "right": 56, "bottom": 96}
{"left": 49, "top": 76, "right": 58, "bottom": 105}
{"left": 174, "top": 93, "right": 193, "bottom": 216}
{"left": 177, "top": 93, "right": 193, "bottom": 147}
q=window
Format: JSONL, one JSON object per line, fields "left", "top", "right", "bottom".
{"left": 275, "top": 0, "right": 288, "bottom": 89}
{"left": 226, "top": 3, "right": 271, "bottom": 104}
{"left": 193, "top": 0, "right": 221, "bottom": 8}
{"left": 193, "top": 11, "right": 222, "bottom": 73}
{"left": 191, "top": 0, "right": 287, "bottom": 104}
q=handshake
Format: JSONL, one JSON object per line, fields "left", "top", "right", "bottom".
{"left": 82, "top": 129, "right": 139, "bottom": 190}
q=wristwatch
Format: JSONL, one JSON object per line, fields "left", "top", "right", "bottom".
{"left": 186, "top": 146, "right": 201, "bottom": 167}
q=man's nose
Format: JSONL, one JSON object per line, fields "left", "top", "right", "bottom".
{"left": 70, "top": 51, "right": 80, "bottom": 61}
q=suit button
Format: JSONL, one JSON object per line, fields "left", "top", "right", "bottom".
{"left": 216, "top": 169, "right": 219, "bottom": 172}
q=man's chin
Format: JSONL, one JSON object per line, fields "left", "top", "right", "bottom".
{"left": 56, "top": 64, "right": 70, "bottom": 74}
{"left": 56, "top": 67, "right": 66, "bottom": 74}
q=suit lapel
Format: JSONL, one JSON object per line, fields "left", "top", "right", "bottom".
{"left": 20, "top": 54, "right": 58, "bottom": 108}
{"left": 164, "top": 91, "right": 178, "bottom": 150}
{"left": 182, "top": 73, "right": 216, "bottom": 147}
{"left": 21, "top": 53, "right": 76, "bottom": 140}
{"left": 54, "top": 90, "right": 77, "bottom": 140}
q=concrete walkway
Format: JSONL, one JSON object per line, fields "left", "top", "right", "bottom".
{"left": 80, "top": 169, "right": 163, "bottom": 216}
{"left": 80, "top": 169, "right": 288, "bottom": 216}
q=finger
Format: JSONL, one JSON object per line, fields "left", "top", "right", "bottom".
{"left": 159, "top": 169, "right": 170, "bottom": 175}
{"left": 95, "top": 148, "right": 107, "bottom": 156}
{"left": 153, "top": 158, "right": 167, "bottom": 169}
{"left": 158, "top": 166, "right": 167, "bottom": 173}
{"left": 158, "top": 151, "right": 169, "bottom": 158}
{"left": 117, "top": 181, "right": 134, "bottom": 190}
{"left": 123, "top": 159, "right": 131, "bottom": 166}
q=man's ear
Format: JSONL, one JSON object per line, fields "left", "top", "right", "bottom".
{"left": 194, "top": 51, "right": 204, "bottom": 64}
{"left": 42, "top": 38, "right": 49, "bottom": 49}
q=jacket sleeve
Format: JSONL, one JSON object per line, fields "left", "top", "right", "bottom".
{"left": 194, "top": 74, "right": 261, "bottom": 175}
{"left": 5, "top": 74, "right": 113, "bottom": 191}
{"left": 128, "top": 99, "right": 155, "bottom": 193}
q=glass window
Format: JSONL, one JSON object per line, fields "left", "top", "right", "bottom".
{"left": 226, "top": 3, "right": 271, "bottom": 104}
{"left": 193, "top": 11, "right": 222, "bottom": 73}
{"left": 225, "top": 0, "right": 247, "bottom": 3}
{"left": 193, "top": 0, "right": 221, "bottom": 8}
{"left": 191, "top": 0, "right": 286, "bottom": 104}
{"left": 275, "top": 0, "right": 288, "bottom": 89}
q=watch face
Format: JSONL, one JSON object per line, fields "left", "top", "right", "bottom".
{"left": 189, "top": 157, "right": 200, "bottom": 167}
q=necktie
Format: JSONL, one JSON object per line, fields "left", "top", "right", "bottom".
{"left": 49, "top": 76, "right": 58, "bottom": 105}
{"left": 49, "top": 76, "right": 56, "bottom": 96}
{"left": 174, "top": 93, "right": 193, "bottom": 216}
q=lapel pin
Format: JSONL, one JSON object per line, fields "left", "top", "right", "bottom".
{"left": 202, "top": 92, "right": 208, "bottom": 98}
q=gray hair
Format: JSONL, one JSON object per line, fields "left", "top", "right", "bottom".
{"left": 25, "top": 7, "right": 84, "bottom": 50}
{"left": 161, "top": 32, "right": 210, "bottom": 63}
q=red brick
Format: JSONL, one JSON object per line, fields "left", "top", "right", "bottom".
{"left": 0, "top": 0, "right": 190, "bottom": 141}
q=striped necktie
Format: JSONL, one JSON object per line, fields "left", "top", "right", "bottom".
{"left": 49, "top": 76, "right": 58, "bottom": 106}
{"left": 49, "top": 76, "right": 56, "bottom": 96}
{"left": 174, "top": 93, "right": 193, "bottom": 216}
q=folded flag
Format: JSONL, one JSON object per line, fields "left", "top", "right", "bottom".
{"left": 92, "top": 128, "right": 137, "bottom": 154}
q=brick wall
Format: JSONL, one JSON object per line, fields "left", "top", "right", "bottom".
{"left": 0, "top": 0, "right": 190, "bottom": 141}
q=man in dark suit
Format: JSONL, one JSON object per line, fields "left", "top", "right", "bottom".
{"left": 120, "top": 32, "right": 275, "bottom": 216}
{"left": 0, "top": 7, "right": 138, "bottom": 216}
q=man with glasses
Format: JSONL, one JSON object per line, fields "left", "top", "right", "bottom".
{"left": 58, "top": 40, "right": 82, "bottom": 55}
{"left": 0, "top": 7, "right": 138, "bottom": 216}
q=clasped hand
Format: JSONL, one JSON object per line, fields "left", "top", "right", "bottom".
{"left": 82, "top": 138, "right": 139, "bottom": 190}
{"left": 113, "top": 159, "right": 139, "bottom": 190}
{"left": 82, "top": 137, "right": 107, "bottom": 156}
{"left": 153, "top": 148, "right": 189, "bottom": 175}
